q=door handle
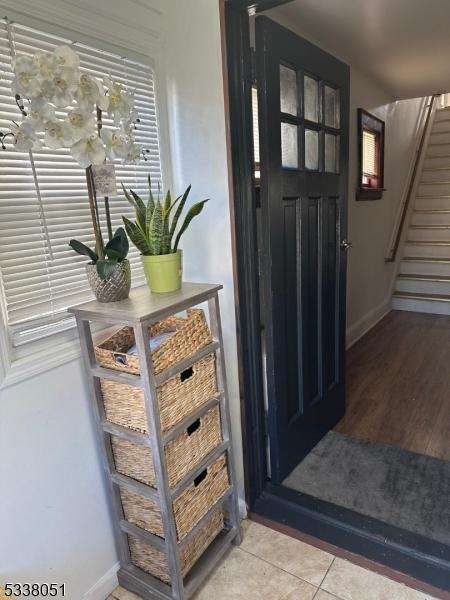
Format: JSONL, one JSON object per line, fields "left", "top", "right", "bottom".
{"left": 340, "top": 239, "right": 352, "bottom": 250}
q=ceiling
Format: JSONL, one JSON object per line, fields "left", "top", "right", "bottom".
{"left": 268, "top": 0, "right": 450, "bottom": 100}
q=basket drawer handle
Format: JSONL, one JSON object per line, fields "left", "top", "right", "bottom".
{"left": 180, "top": 366, "right": 194, "bottom": 382}
{"left": 113, "top": 353, "right": 128, "bottom": 366}
{"left": 187, "top": 418, "right": 201, "bottom": 436}
{"left": 194, "top": 468, "right": 208, "bottom": 487}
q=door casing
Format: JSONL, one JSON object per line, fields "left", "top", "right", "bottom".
{"left": 223, "top": 0, "right": 450, "bottom": 591}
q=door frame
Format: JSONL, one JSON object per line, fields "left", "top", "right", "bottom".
{"left": 222, "top": 0, "right": 450, "bottom": 592}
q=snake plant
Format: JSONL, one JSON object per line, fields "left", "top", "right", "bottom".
{"left": 122, "top": 177, "right": 208, "bottom": 255}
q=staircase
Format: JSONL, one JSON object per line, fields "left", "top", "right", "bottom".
{"left": 393, "top": 105, "right": 450, "bottom": 314}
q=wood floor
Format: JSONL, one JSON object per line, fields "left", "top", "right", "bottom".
{"left": 335, "top": 310, "right": 450, "bottom": 461}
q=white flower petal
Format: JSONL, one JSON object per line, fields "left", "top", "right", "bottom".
{"left": 54, "top": 45, "right": 80, "bottom": 69}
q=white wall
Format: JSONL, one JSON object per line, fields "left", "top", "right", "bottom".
{"left": 0, "top": 360, "right": 118, "bottom": 600}
{"left": 258, "top": 9, "right": 424, "bottom": 344}
{"left": 161, "top": 0, "right": 245, "bottom": 498}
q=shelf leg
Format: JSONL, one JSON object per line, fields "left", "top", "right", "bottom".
{"left": 208, "top": 293, "right": 242, "bottom": 545}
{"left": 134, "top": 321, "right": 185, "bottom": 600}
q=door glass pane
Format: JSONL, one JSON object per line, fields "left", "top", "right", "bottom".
{"left": 324, "top": 85, "right": 340, "bottom": 128}
{"left": 325, "top": 133, "right": 340, "bottom": 173}
{"left": 304, "top": 75, "right": 319, "bottom": 122}
{"left": 280, "top": 65, "right": 298, "bottom": 116}
{"left": 281, "top": 122, "right": 298, "bottom": 168}
{"left": 305, "top": 128, "right": 319, "bottom": 171}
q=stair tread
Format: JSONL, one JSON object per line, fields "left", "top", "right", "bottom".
{"left": 398, "top": 273, "right": 450, "bottom": 281}
{"left": 406, "top": 240, "right": 450, "bottom": 245}
{"left": 393, "top": 291, "right": 450, "bottom": 302}
{"left": 409, "top": 223, "right": 450, "bottom": 229}
{"left": 403, "top": 256, "right": 450, "bottom": 262}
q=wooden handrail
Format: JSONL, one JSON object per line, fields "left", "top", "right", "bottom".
{"left": 385, "top": 94, "right": 440, "bottom": 262}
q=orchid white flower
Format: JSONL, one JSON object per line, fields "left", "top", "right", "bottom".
{"left": 27, "top": 99, "right": 55, "bottom": 131}
{"left": 48, "top": 67, "right": 80, "bottom": 107}
{"left": 100, "top": 129, "right": 128, "bottom": 160}
{"left": 104, "top": 76, "right": 135, "bottom": 125}
{"left": 74, "top": 73, "right": 107, "bottom": 110}
{"left": 54, "top": 45, "right": 80, "bottom": 69}
{"left": 122, "top": 141, "right": 141, "bottom": 165}
{"left": 11, "top": 121, "right": 42, "bottom": 151}
{"left": 45, "top": 119, "right": 74, "bottom": 149}
{"left": 11, "top": 55, "right": 41, "bottom": 98}
{"left": 66, "top": 108, "right": 95, "bottom": 141}
{"left": 71, "top": 135, "right": 106, "bottom": 168}
{"left": 33, "top": 50, "right": 58, "bottom": 79}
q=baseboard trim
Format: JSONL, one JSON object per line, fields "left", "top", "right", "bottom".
{"left": 346, "top": 299, "right": 392, "bottom": 349}
{"left": 83, "top": 562, "right": 120, "bottom": 600}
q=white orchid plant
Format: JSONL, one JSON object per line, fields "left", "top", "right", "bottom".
{"left": 1, "top": 43, "right": 149, "bottom": 280}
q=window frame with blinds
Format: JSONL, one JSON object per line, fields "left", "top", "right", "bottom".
{"left": 356, "top": 108, "right": 385, "bottom": 200}
{"left": 0, "top": 17, "right": 166, "bottom": 385}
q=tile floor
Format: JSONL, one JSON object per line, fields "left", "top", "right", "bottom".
{"left": 108, "top": 521, "right": 440, "bottom": 600}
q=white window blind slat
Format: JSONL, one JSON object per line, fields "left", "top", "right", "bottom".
{"left": 0, "top": 19, "right": 162, "bottom": 346}
{"left": 362, "top": 129, "right": 377, "bottom": 177}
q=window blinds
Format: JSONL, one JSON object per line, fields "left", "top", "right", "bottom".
{"left": 0, "top": 19, "right": 163, "bottom": 346}
{"left": 362, "top": 129, "right": 377, "bottom": 177}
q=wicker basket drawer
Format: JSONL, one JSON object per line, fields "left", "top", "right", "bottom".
{"left": 95, "top": 308, "right": 212, "bottom": 376}
{"left": 111, "top": 405, "right": 222, "bottom": 489}
{"left": 100, "top": 353, "right": 217, "bottom": 434}
{"left": 128, "top": 508, "right": 224, "bottom": 584}
{"left": 120, "top": 454, "right": 229, "bottom": 540}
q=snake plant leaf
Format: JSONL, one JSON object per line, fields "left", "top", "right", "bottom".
{"left": 148, "top": 175, "right": 155, "bottom": 212}
{"left": 69, "top": 239, "right": 98, "bottom": 262}
{"left": 161, "top": 190, "right": 172, "bottom": 254}
{"left": 122, "top": 184, "right": 146, "bottom": 231}
{"left": 96, "top": 258, "right": 118, "bottom": 280}
{"left": 174, "top": 199, "right": 209, "bottom": 251}
{"left": 169, "top": 184, "right": 191, "bottom": 243}
{"left": 123, "top": 216, "right": 151, "bottom": 255}
{"left": 105, "top": 227, "right": 129, "bottom": 261}
{"left": 149, "top": 199, "right": 163, "bottom": 255}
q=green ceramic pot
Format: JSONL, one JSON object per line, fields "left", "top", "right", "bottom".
{"left": 141, "top": 250, "right": 182, "bottom": 293}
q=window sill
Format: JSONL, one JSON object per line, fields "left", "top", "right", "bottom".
{"left": 0, "top": 321, "right": 116, "bottom": 390}
{"left": 356, "top": 187, "right": 386, "bottom": 201}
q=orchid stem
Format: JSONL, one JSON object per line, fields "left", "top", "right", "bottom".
{"left": 96, "top": 105, "right": 113, "bottom": 241}
{"left": 86, "top": 166, "right": 104, "bottom": 259}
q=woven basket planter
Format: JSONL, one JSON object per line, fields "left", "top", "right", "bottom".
{"left": 95, "top": 308, "right": 212, "bottom": 376}
{"left": 100, "top": 353, "right": 217, "bottom": 434}
{"left": 128, "top": 508, "right": 224, "bottom": 583}
{"left": 119, "top": 454, "right": 229, "bottom": 540}
{"left": 111, "top": 405, "right": 222, "bottom": 489}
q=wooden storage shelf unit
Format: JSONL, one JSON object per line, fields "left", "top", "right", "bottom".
{"left": 70, "top": 283, "right": 241, "bottom": 600}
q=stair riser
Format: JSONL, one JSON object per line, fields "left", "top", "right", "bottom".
{"left": 421, "top": 168, "right": 450, "bottom": 182}
{"left": 431, "top": 120, "right": 450, "bottom": 133}
{"left": 408, "top": 228, "right": 450, "bottom": 241}
{"left": 405, "top": 243, "right": 450, "bottom": 258}
{"left": 396, "top": 279, "right": 450, "bottom": 295}
{"left": 417, "top": 182, "right": 450, "bottom": 196}
{"left": 426, "top": 144, "right": 450, "bottom": 157}
{"left": 411, "top": 211, "right": 450, "bottom": 225}
{"left": 415, "top": 196, "right": 450, "bottom": 210}
{"left": 429, "top": 131, "right": 450, "bottom": 145}
{"left": 423, "top": 156, "right": 450, "bottom": 169}
{"left": 400, "top": 261, "right": 450, "bottom": 276}
{"left": 392, "top": 296, "right": 450, "bottom": 315}
{"left": 434, "top": 109, "right": 450, "bottom": 122}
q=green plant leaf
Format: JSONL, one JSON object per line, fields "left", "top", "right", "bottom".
{"left": 69, "top": 239, "right": 98, "bottom": 262}
{"left": 174, "top": 199, "right": 209, "bottom": 251}
{"left": 105, "top": 227, "right": 129, "bottom": 261}
{"left": 96, "top": 258, "right": 118, "bottom": 280}
{"left": 169, "top": 184, "right": 191, "bottom": 246}
{"left": 123, "top": 216, "right": 151, "bottom": 255}
{"left": 149, "top": 199, "right": 163, "bottom": 255}
{"left": 148, "top": 174, "right": 155, "bottom": 211}
{"left": 122, "top": 184, "right": 145, "bottom": 231}
{"left": 161, "top": 190, "right": 172, "bottom": 254}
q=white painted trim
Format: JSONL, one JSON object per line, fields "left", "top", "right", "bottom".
{"left": 83, "top": 562, "right": 120, "bottom": 600}
{"left": 346, "top": 297, "right": 392, "bottom": 349}
{"left": 1, "top": 0, "right": 162, "bottom": 61}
